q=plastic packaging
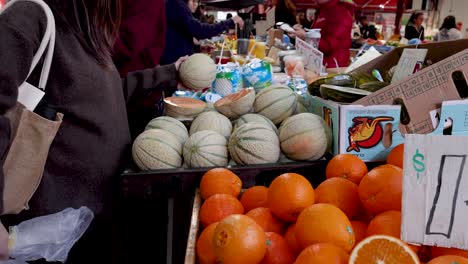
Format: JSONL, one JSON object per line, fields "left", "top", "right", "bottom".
{"left": 284, "top": 55, "right": 305, "bottom": 77}
{"left": 8, "top": 207, "right": 94, "bottom": 263}
{"left": 278, "top": 50, "right": 298, "bottom": 72}
{"left": 212, "top": 64, "right": 243, "bottom": 97}
{"left": 242, "top": 59, "right": 273, "bottom": 93}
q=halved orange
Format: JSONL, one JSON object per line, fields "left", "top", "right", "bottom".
{"left": 349, "top": 235, "right": 420, "bottom": 264}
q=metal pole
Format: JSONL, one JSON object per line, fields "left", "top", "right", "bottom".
{"left": 395, "top": 0, "right": 407, "bottom": 35}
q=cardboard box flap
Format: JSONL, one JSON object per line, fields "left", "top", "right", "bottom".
{"left": 354, "top": 43, "right": 468, "bottom": 134}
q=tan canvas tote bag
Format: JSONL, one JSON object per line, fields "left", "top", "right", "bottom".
{"left": 1, "top": 0, "right": 63, "bottom": 215}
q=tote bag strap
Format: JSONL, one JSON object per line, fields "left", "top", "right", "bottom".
{"left": 0, "top": 0, "right": 55, "bottom": 90}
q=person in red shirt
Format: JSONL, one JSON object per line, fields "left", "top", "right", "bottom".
{"left": 113, "top": 0, "right": 172, "bottom": 138}
{"left": 294, "top": 0, "right": 355, "bottom": 68}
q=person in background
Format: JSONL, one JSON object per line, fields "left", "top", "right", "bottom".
{"left": 273, "top": 0, "right": 297, "bottom": 26}
{"left": 161, "top": 0, "right": 244, "bottom": 65}
{"left": 113, "top": 0, "right": 177, "bottom": 138}
{"left": 0, "top": 0, "right": 186, "bottom": 262}
{"left": 405, "top": 12, "right": 425, "bottom": 41}
{"left": 293, "top": 0, "right": 354, "bottom": 67}
{"left": 226, "top": 13, "right": 233, "bottom": 20}
{"left": 434, "top": 16, "right": 462, "bottom": 41}
{"left": 305, "top": 9, "right": 315, "bottom": 28}
{"left": 194, "top": 4, "right": 208, "bottom": 23}
{"left": 207, "top": 15, "right": 216, "bottom": 24}
{"left": 359, "top": 15, "right": 378, "bottom": 40}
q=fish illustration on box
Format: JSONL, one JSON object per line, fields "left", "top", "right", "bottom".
{"left": 347, "top": 116, "right": 394, "bottom": 152}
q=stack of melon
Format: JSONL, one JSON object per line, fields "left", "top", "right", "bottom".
{"left": 132, "top": 85, "right": 332, "bottom": 171}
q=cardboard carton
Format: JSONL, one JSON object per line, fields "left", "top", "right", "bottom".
{"left": 355, "top": 39, "right": 468, "bottom": 134}
{"left": 307, "top": 39, "right": 468, "bottom": 161}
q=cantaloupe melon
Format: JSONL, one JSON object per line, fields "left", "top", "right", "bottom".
{"left": 145, "top": 116, "right": 189, "bottom": 144}
{"left": 234, "top": 113, "right": 278, "bottom": 135}
{"left": 183, "top": 130, "right": 228, "bottom": 168}
{"left": 190, "top": 111, "right": 233, "bottom": 139}
{"left": 228, "top": 123, "right": 280, "bottom": 165}
{"left": 214, "top": 88, "right": 255, "bottom": 119}
{"left": 179, "top": 54, "right": 217, "bottom": 90}
{"left": 253, "top": 85, "right": 297, "bottom": 125}
{"left": 279, "top": 113, "right": 331, "bottom": 161}
{"left": 164, "top": 97, "right": 207, "bottom": 120}
{"left": 132, "top": 129, "right": 182, "bottom": 170}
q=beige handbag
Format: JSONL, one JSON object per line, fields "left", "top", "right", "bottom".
{"left": 1, "top": 0, "right": 63, "bottom": 215}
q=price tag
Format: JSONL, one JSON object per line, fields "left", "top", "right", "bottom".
{"left": 295, "top": 38, "right": 323, "bottom": 75}
{"left": 391, "top": 48, "right": 428, "bottom": 84}
{"left": 402, "top": 134, "right": 468, "bottom": 249}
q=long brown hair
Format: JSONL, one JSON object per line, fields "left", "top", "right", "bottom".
{"left": 45, "top": 0, "right": 121, "bottom": 67}
{"left": 277, "top": 0, "right": 297, "bottom": 17}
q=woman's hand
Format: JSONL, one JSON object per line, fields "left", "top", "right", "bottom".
{"left": 232, "top": 16, "right": 244, "bottom": 28}
{"left": 0, "top": 222, "right": 8, "bottom": 260}
{"left": 175, "top": 56, "right": 189, "bottom": 71}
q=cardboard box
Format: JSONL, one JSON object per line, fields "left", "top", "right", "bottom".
{"left": 401, "top": 100, "right": 468, "bottom": 250}
{"left": 307, "top": 39, "right": 468, "bottom": 161}
{"left": 355, "top": 39, "right": 468, "bottom": 134}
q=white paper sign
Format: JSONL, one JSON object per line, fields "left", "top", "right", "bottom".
{"left": 295, "top": 38, "right": 323, "bottom": 75}
{"left": 402, "top": 134, "right": 468, "bottom": 249}
{"left": 391, "top": 48, "right": 428, "bottom": 84}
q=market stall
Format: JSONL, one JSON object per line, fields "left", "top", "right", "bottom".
{"left": 118, "top": 19, "right": 468, "bottom": 260}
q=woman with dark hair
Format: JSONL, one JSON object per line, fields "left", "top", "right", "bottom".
{"left": 273, "top": 0, "right": 297, "bottom": 26}
{"left": 405, "top": 12, "right": 425, "bottom": 41}
{"left": 161, "top": 0, "right": 244, "bottom": 65}
{"left": 0, "top": 0, "right": 185, "bottom": 262}
{"left": 434, "top": 15, "right": 462, "bottom": 41}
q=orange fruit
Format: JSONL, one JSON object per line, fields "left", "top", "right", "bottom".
{"left": 427, "top": 255, "right": 468, "bottom": 264}
{"left": 260, "top": 232, "right": 295, "bottom": 264}
{"left": 240, "top": 186, "right": 269, "bottom": 212}
{"left": 358, "top": 165, "right": 403, "bottom": 214}
{"left": 199, "top": 194, "right": 244, "bottom": 227}
{"left": 315, "top": 177, "right": 360, "bottom": 219}
{"left": 284, "top": 223, "right": 301, "bottom": 256}
{"left": 351, "top": 221, "right": 368, "bottom": 245}
{"left": 200, "top": 168, "right": 242, "bottom": 199}
{"left": 246, "top": 207, "right": 285, "bottom": 234}
{"left": 196, "top": 222, "right": 218, "bottom": 264}
{"left": 268, "top": 173, "right": 315, "bottom": 222}
{"left": 326, "top": 154, "right": 368, "bottom": 184}
{"left": 366, "top": 210, "right": 401, "bottom": 238}
{"left": 294, "top": 243, "right": 349, "bottom": 264}
{"left": 295, "top": 203, "right": 355, "bottom": 252}
{"left": 349, "top": 235, "right": 420, "bottom": 264}
{"left": 387, "top": 143, "right": 404, "bottom": 168}
{"left": 213, "top": 214, "right": 266, "bottom": 264}
{"left": 430, "top": 246, "right": 468, "bottom": 258}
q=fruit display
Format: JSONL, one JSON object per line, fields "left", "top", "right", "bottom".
{"left": 214, "top": 88, "right": 255, "bottom": 119}
{"left": 253, "top": 85, "right": 297, "bottom": 125}
{"left": 229, "top": 123, "right": 280, "bottom": 165}
{"left": 278, "top": 113, "right": 331, "bottom": 161}
{"left": 179, "top": 53, "right": 217, "bottom": 90}
{"left": 132, "top": 129, "right": 182, "bottom": 170}
{"left": 189, "top": 148, "right": 467, "bottom": 264}
{"left": 144, "top": 116, "right": 189, "bottom": 144}
{"left": 183, "top": 130, "right": 228, "bottom": 168}
{"left": 189, "top": 111, "right": 233, "bottom": 139}
{"left": 133, "top": 84, "right": 332, "bottom": 170}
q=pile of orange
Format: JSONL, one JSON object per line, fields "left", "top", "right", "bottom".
{"left": 194, "top": 145, "right": 468, "bottom": 263}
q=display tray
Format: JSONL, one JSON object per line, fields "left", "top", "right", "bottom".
{"left": 121, "top": 159, "right": 328, "bottom": 200}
